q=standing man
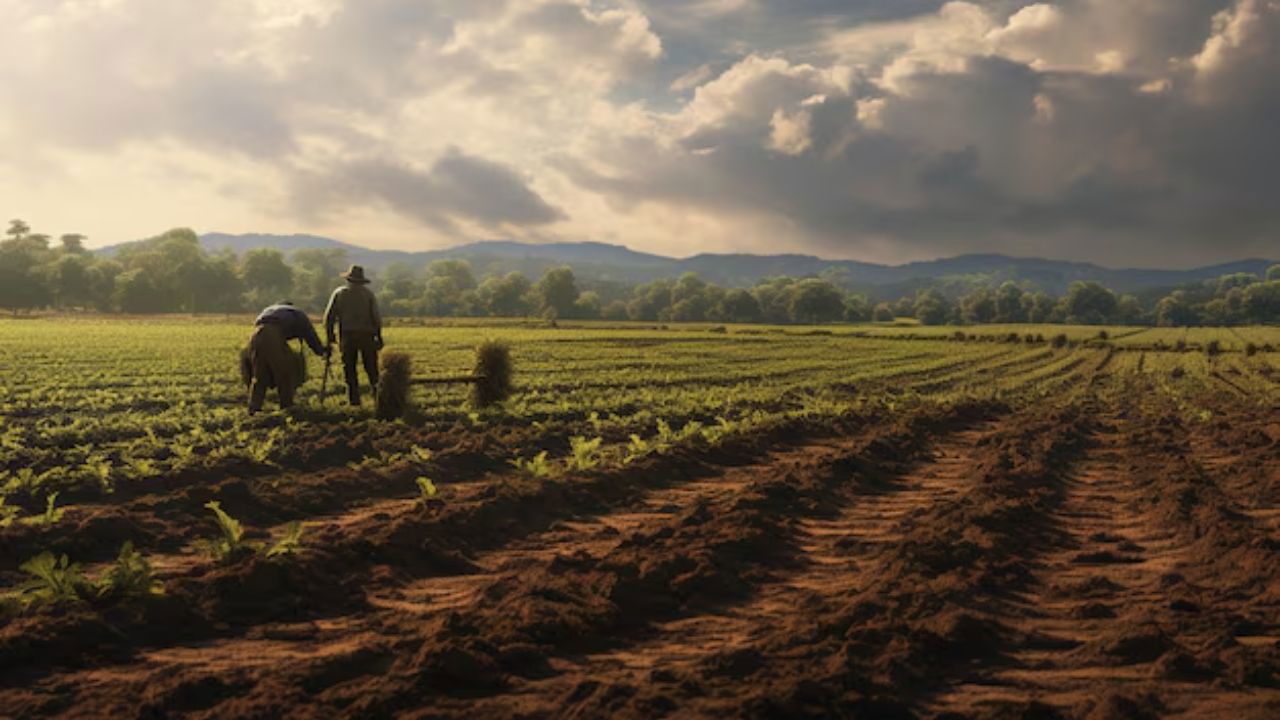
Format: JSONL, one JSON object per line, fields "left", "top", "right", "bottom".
{"left": 324, "top": 265, "right": 384, "bottom": 406}
{"left": 248, "top": 301, "right": 329, "bottom": 414}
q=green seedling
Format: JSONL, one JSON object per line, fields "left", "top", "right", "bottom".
{"left": 567, "top": 436, "right": 603, "bottom": 472}
{"left": 415, "top": 477, "right": 438, "bottom": 502}
{"left": 202, "top": 500, "right": 256, "bottom": 562}
{"left": 96, "top": 542, "right": 164, "bottom": 599}
{"left": 510, "top": 450, "right": 554, "bottom": 478}
{"left": 15, "top": 552, "right": 87, "bottom": 606}
{"left": 265, "top": 521, "right": 305, "bottom": 559}
{"left": 22, "top": 492, "right": 65, "bottom": 527}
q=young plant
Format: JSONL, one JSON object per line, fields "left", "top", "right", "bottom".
{"left": 265, "top": 521, "right": 305, "bottom": 559}
{"left": 15, "top": 552, "right": 87, "bottom": 607}
{"left": 567, "top": 436, "right": 603, "bottom": 472}
{"left": 623, "top": 434, "right": 651, "bottom": 465}
{"left": 0, "top": 495, "right": 17, "bottom": 528}
{"left": 96, "top": 542, "right": 164, "bottom": 600}
{"left": 510, "top": 450, "right": 554, "bottom": 478}
{"left": 22, "top": 492, "right": 65, "bottom": 528}
{"left": 415, "top": 476, "right": 439, "bottom": 503}
{"left": 202, "top": 500, "right": 256, "bottom": 562}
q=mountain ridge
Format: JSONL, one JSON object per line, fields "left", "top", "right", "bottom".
{"left": 95, "top": 232, "right": 1277, "bottom": 297}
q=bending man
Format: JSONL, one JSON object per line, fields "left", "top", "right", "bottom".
{"left": 248, "top": 301, "right": 328, "bottom": 414}
{"left": 324, "top": 265, "right": 384, "bottom": 406}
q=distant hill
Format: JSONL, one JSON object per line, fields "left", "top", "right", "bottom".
{"left": 95, "top": 233, "right": 1277, "bottom": 298}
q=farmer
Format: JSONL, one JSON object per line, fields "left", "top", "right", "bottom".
{"left": 248, "top": 301, "right": 329, "bottom": 414}
{"left": 324, "top": 265, "right": 384, "bottom": 406}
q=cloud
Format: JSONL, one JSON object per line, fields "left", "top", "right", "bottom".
{"left": 293, "top": 148, "right": 565, "bottom": 232}
{"left": 1, "top": 0, "right": 1278, "bottom": 266}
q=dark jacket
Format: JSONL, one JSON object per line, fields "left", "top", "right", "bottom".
{"left": 324, "top": 284, "right": 383, "bottom": 340}
{"left": 254, "top": 305, "right": 326, "bottom": 355}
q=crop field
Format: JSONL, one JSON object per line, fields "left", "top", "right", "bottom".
{"left": 2, "top": 316, "right": 1280, "bottom": 719}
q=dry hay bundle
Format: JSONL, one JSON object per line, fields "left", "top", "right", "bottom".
{"left": 376, "top": 351, "right": 413, "bottom": 420}
{"left": 375, "top": 341, "right": 514, "bottom": 420}
{"left": 472, "top": 339, "right": 513, "bottom": 408}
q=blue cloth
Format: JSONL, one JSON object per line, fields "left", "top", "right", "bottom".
{"left": 254, "top": 305, "right": 326, "bottom": 355}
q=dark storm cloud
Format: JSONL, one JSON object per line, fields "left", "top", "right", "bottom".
{"left": 560, "top": 0, "right": 1280, "bottom": 266}
{"left": 294, "top": 149, "right": 565, "bottom": 231}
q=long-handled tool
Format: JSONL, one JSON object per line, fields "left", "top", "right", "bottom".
{"left": 319, "top": 343, "right": 333, "bottom": 405}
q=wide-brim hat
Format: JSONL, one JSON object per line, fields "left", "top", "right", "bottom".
{"left": 342, "top": 265, "right": 370, "bottom": 283}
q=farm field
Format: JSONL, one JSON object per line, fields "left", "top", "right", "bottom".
{"left": 2, "top": 316, "right": 1280, "bottom": 719}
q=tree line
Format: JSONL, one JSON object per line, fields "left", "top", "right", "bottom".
{"left": 3, "top": 220, "right": 1279, "bottom": 326}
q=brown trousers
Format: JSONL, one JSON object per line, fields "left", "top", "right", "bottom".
{"left": 341, "top": 330, "right": 379, "bottom": 404}
{"left": 248, "top": 324, "right": 295, "bottom": 412}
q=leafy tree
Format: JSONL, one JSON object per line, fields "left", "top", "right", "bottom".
{"left": 477, "top": 272, "right": 532, "bottom": 317}
{"left": 787, "top": 279, "right": 845, "bottom": 324}
{"left": 843, "top": 294, "right": 870, "bottom": 323}
{"left": 534, "top": 267, "right": 579, "bottom": 319}
{"left": 1023, "top": 291, "right": 1056, "bottom": 323}
{"left": 961, "top": 287, "right": 996, "bottom": 324}
{"left": 893, "top": 296, "right": 915, "bottom": 319}
{"left": 1116, "top": 294, "right": 1145, "bottom": 325}
{"left": 994, "top": 282, "right": 1027, "bottom": 323}
{"left": 1156, "top": 290, "right": 1198, "bottom": 327}
{"left": 1243, "top": 281, "right": 1280, "bottom": 323}
{"left": 716, "top": 288, "right": 762, "bottom": 323}
{"left": 240, "top": 248, "right": 293, "bottom": 309}
{"left": 1061, "top": 281, "right": 1118, "bottom": 325}
{"left": 671, "top": 272, "right": 707, "bottom": 305}
{"left": 601, "top": 300, "right": 629, "bottom": 321}
{"left": 574, "top": 291, "right": 603, "bottom": 320}
{"left": 59, "top": 234, "right": 88, "bottom": 254}
{"left": 914, "top": 289, "right": 951, "bottom": 326}
{"left": 1268, "top": 265, "right": 1280, "bottom": 283}
{"left": 291, "top": 248, "right": 349, "bottom": 312}
{"left": 427, "top": 259, "right": 477, "bottom": 292}
{"left": 872, "top": 303, "right": 895, "bottom": 322}
{"left": 628, "top": 279, "right": 673, "bottom": 321}
{"left": 0, "top": 230, "right": 52, "bottom": 311}
{"left": 6, "top": 219, "right": 30, "bottom": 241}
{"left": 113, "top": 269, "right": 168, "bottom": 313}
{"left": 1216, "top": 272, "right": 1258, "bottom": 295}
{"left": 45, "top": 253, "right": 92, "bottom": 308}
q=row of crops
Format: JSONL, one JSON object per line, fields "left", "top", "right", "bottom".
{"left": 1, "top": 317, "right": 1275, "bottom": 510}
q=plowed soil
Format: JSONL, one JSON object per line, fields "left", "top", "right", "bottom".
{"left": 4, "top": 391, "right": 1280, "bottom": 719}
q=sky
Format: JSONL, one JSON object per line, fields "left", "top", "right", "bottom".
{"left": 1, "top": 0, "right": 1277, "bottom": 267}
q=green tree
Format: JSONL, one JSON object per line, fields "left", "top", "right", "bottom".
{"left": 914, "top": 289, "right": 951, "bottom": 326}
{"left": 59, "top": 234, "right": 88, "bottom": 254}
{"left": 1061, "top": 281, "right": 1118, "bottom": 325}
{"left": 787, "top": 279, "right": 845, "bottom": 324}
{"left": 290, "top": 248, "right": 349, "bottom": 312}
{"left": 0, "top": 230, "right": 52, "bottom": 311}
{"left": 1155, "top": 290, "right": 1198, "bottom": 327}
{"left": 1116, "top": 294, "right": 1145, "bottom": 325}
{"left": 1243, "top": 281, "right": 1280, "bottom": 323}
{"left": 240, "top": 248, "right": 293, "bottom": 309}
{"left": 628, "top": 279, "right": 673, "bottom": 321}
{"left": 716, "top": 288, "right": 762, "bottom": 323}
{"left": 961, "top": 287, "right": 996, "bottom": 324}
{"left": 1267, "top": 265, "right": 1280, "bottom": 282}
{"left": 994, "top": 282, "right": 1027, "bottom": 323}
{"left": 872, "top": 303, "right": 895, "bottom": 322}
{"left": 113, "top": 269, "right": 168, "bottom": 313}
{"left": 45, "top": 253, "right": 92, "bottom": 309}
{"left": 574, "top": 291, "right": 602, "bottom": 320}
{"left": 843, "top": 294, "right": 870, "bottom": 323}
{"left": 477, "top": 272, "right": 532, "bottom": 317}
{"left": 1023, "top": 292, "right": 1057, "bottom": 323}
{"left": 534, "top": 267, "right": 579, "bottom": 319}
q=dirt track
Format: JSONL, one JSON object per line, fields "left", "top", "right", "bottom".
{"left": 3, "top": 388, "right": 1280, "bottom": 719}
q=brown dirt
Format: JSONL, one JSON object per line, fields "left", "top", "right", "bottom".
{"left": 4, "top": 389, "right": 1280, "bottom": 719}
